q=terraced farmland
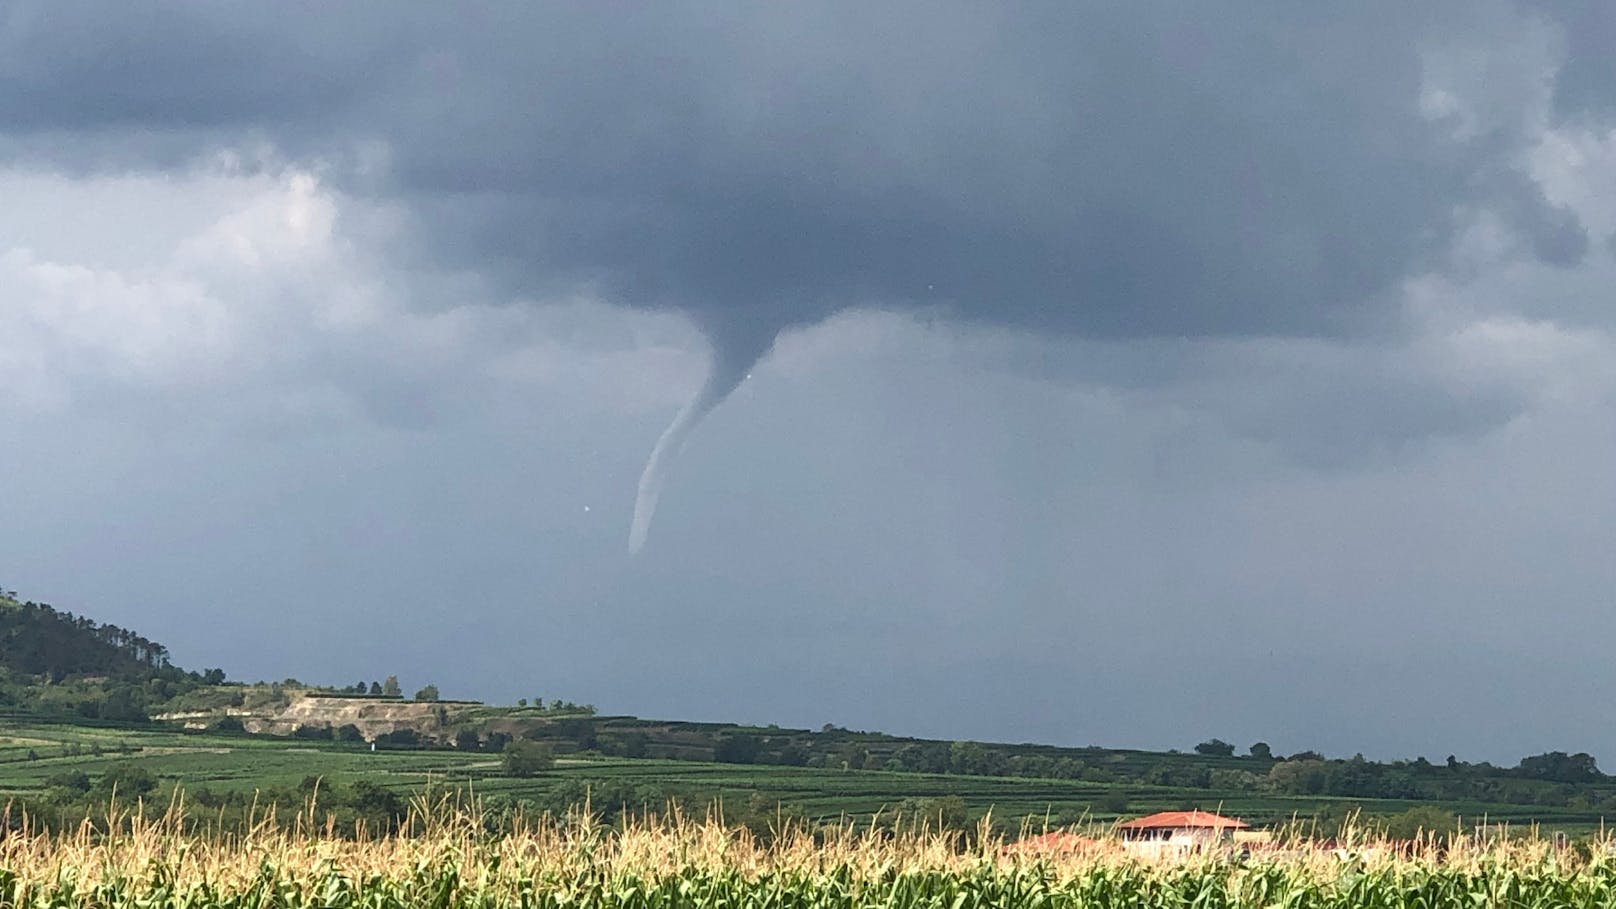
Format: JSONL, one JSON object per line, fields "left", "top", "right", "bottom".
{"left": 4, "top": 718, "right": 1611, "bottom": 836}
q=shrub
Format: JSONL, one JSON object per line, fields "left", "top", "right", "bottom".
{"left": 96, "top": 763, "right": 157, "bottom": 797}
{"left": 502, "top": 739, "right": 555, "bottom": 777}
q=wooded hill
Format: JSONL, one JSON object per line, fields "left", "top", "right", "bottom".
{"left": 0, "top": 586, "right": 222, "bottom": 720}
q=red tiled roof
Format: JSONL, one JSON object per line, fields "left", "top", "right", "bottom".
{"left": 1117, "top": 810, "right": 1248, "bottom": 830}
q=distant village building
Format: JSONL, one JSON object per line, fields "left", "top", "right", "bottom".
{"left": 1118, "top": 810, "right": 1248, "bottom": 853}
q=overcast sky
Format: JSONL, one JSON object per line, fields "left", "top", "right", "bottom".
{"left": 3, "top": 2, "right": 1615, "bottom": 765}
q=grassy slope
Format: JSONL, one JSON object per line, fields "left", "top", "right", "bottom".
{"left": 2, "top": 718, "right": 1609, "bottom": 834}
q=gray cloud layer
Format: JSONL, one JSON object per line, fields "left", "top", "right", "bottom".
{"left": 1, "top": 2, "right": 1597, "bottom": 346}
{"left": 5, "top": 3, "right": 1616, "bottom": 760}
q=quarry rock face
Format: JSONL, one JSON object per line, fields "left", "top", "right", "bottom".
{"left": 248, "top": 696, "right": 464, "bottom": 741}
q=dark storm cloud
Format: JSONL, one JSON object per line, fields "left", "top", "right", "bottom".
{"left": 0, "top": 2, "right": 1591, "bottom": 346}
{"left": 1524, "top": 1, "right": 1616, "bottom": 122}
{"left": 0, "top": 4, "right": 393, "bottom": 130}
{"left": 8, "top": 3, "right": 1616, "bottom": 759}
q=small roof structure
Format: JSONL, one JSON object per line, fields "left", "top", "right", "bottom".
{"left": 1117, "top": 810, "right": 1248, "bottom": 831}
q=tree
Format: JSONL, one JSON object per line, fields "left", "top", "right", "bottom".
{"left": 1269, "top": 759, "right": 1329, "bottom": 795}
{"left": 96, "top": 763, "right": 157, "bottom": 797}
{"left": 1381, "top": 806, "right": 1459, "bottom": 842}
{"left": 46, "top": 769, "right": 92, "bottom": 792}
{"left": 414, "top": 684, "right": 439, "bottom": 701}
{"left": 1194, "top": 738, "right": 1236, "bottom": 757}
{"left": 346, "top": 780, "right": 407, "bottom": 830}
{"left": 616, "top": 732, "right": 650, "bottom": 759}
{"left": 1518, "top": 751, "right": 1601, "bottom": 783}
{"left": 837, "top": 744, "right": 870, "bottom": 770}
{"left": 335, "top": 724, "right": 365, "bottom": 743}
{"left": 97, "top": 686, "right": 148, "bottom": 722}
{"left": 454, "top": 729, "right": 482, "bottom": 751}
{"left": 1097, "top": 790, "right": 1129, "bottom": 814}
{"left": 557, "top": 717, "right": 598, "bottom": 751}
{"left": 889, "top": 742, "right": 950, "bottom": 774}
{"left": 382, "top": 676, "right": 401, "bottom": 698}
{"left": 368, "top": 681, "right": 383, "bottom": 696}
{"left": 1249, "top": 742, "right": 1273, "bottom": 760}
{"left": 502, "top": 739, "right": 554, "bottom": 777}
{"left": 949, "top": 740, "right": 988, "bottom": 774}
{"left": 897, "top": 794, "right": 968, "bottom": 831}
{"left": 1140, "top": 759, "right": 1208, "bottom": 788}
{"left": 373, "top": 728, "right": 418, "bottom": 748}
{"left": 714, "top": 734, "right": 761, "bottom": 764}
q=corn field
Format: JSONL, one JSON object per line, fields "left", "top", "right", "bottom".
{"left": 5, "top": 798, "right": 1616, "bottom": 908}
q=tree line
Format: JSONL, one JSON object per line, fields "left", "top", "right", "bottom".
{"left": 1, "top": 591, "right": 223, "bottom": 722}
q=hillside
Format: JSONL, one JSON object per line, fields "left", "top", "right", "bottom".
{"left": 0, "top": 586, "right": 221, "bottom": 721}
{"left": 6, "top": 708, "right": 1616, "bottom": 840}
{"left": 4, "top": 584, "right": 1615, "bottom": 836}
{"left": 4, "top": 591, "right": 168, "bottom": 679}
{"left": 140, "top": 685, "right": 1616, "bottom": 835}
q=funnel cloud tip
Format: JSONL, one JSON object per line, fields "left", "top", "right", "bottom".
{"left": 628, "top": 329, "right": 774, "bottom": 554}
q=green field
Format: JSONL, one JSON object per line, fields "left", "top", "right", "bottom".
{"left": 4, "top": 717, "right": 1610, "bottom": 835}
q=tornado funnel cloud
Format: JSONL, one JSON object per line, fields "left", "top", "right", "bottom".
{"left": 628, "top": 337, "right": 768, "bottom": 554}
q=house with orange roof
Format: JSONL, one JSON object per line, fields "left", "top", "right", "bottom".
{"left": 1117, "top": 810, "right": 1248, "bottom": 853}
